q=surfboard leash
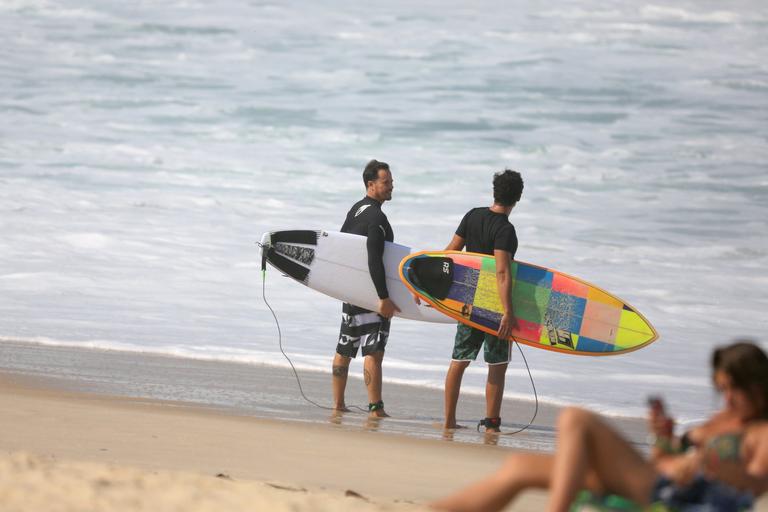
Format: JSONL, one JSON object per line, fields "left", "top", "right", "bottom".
{"left": 259, "top": 241, "right": 539, "bottom": 432}
{"left": 423, "top": 300, "right": 540, "bottom": 435}
{"left": 259, "top": 242, "right": 369, "bottom": 414}
{"left": 500, "top": 337, "right": 539, "bottom": 436}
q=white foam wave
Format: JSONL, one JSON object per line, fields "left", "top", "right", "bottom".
{"left": 641, "top": 5, "right": 740, "bottom": 23}
{"left": 57, "top": 233, "right": 112, "bottom": 250}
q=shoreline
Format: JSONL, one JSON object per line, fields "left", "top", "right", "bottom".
{"left": 0, "top": 339, "right": 647, "bottom": 449}
{"left": 0, "top": 335, "right": 671, "bottom": 420}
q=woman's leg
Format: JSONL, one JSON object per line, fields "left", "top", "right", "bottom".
{"left": 430, "top": 451, "right": 554, "bottom": 512}
{"left": 546, "top": 407, "right": 658, "bottom": 512}
{"left": 432, "top": 407, "right": 658, "bottom": 512}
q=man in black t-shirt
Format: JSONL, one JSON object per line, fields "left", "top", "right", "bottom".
{"left": 442, "top": 169, "right": 524, "bottom": 432}
{"left": 333, "top": 160, "right": 400, "bottom": 417}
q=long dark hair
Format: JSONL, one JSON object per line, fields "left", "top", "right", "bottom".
{"left": 712, "top": 340, "right": 768, "bottom": 418}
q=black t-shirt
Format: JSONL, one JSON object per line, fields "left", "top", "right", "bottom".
{"left": 456, "top": 207, "right": 517, "bottom": 257}
{"left": 341, "top": 196, "right": 394, "bottom": 299}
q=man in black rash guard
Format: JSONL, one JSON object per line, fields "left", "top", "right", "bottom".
{"left": 333, "top": 159, "right": 400, "bottom": 417}
{"left": 441, "top": 169, "right": 524, "bottom": 432}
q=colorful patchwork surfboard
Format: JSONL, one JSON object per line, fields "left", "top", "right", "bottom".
{"left": 399, "top": 251, "right": 658, "bottom": 356}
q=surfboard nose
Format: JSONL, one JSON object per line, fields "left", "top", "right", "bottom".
{"left": 406, "top": 256, "right": 454, "bottom": 300}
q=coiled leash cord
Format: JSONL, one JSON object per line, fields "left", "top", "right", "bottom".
{"left": 259, "top": 242, "right": 368, "bottom": 413}
{"left": 500, "top": 339, "right": 539, "bottom": 436}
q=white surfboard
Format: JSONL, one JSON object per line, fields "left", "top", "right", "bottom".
{"left": 259, "top": 230, "right": 452, "bottom": 323}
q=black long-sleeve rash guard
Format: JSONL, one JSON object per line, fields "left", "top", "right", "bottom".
{"left": 340, "top": 196, "right": 394, "bottom": 300}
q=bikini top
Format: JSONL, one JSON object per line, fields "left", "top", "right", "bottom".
{"left": 705, "top": 432, "right": 742, "bottom": 463}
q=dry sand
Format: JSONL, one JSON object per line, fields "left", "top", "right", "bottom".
{"left": 0, "top": 371, "right": 547, "bottom": 511}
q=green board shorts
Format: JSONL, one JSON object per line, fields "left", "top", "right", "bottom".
{"left": 452, "top": 323, "right": 510, "bottom": 364}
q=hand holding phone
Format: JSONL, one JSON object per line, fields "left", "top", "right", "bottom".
{"left": 647, "top": 395, "right": 665, "bottom": 414}
{"left": 647, "top": 395, "right": 674, "bottom": 437}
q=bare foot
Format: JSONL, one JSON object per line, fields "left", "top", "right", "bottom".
{"left": 369, "top": 409, "right": 389, "bottom": 418}
{"left": 443, "top": 423, "right": 468, "bottom": 430}
{"left": 483, "top": 431, "right": 500, "bottom": 446}
{"left": 333, "top": 405, "right": 350, "bottom": 413}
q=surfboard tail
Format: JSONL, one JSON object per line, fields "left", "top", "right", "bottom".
{"left": 259, "top": 230, "right": 320, "bottom": 284}
{"left": 259, "top": 232, "right": 271, "bottom": 272}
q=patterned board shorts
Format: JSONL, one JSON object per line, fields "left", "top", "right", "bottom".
{"left": 337, "top": 302, "right": 390, "bottom": 358}
{"left": 452, "top": 323, "right": 510, "bottom": 365}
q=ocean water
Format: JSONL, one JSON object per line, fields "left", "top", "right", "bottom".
{"left": 1, "top": 0, "right": 766, "bottom": 425}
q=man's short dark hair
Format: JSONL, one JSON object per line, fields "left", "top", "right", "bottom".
{"left": 363, "top": 159, "right": 390, "bottom": 186}
{"left": 493, "top": 169, "right": 524, "bottom": 206}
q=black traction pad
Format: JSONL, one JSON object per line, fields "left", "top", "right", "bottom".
{"left": 270, "top": 230, "right": 319, "bottom": 246}
{"left": 408, "top": 257, "right": 453, "bottom": 300}
{"left": 267, "top": 247, "right": 310, "bottom": 283}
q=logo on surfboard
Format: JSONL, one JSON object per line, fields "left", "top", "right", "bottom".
{"left": 546, "top": 323, "right": 576, "bottom": 350}
{"left": 273, "top": 243, "right": 315, "bottom": 266}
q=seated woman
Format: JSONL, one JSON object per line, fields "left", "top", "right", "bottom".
{"left": 430, "top": 341, "right": 768, "bottom": 512}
